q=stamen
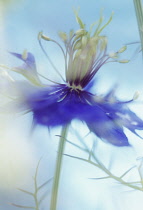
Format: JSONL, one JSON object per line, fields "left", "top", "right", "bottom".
{"left": 48, "top": 87, "right": 66, "bottom": 96}
{"left": 39, "top": 31, "right": 67, "bottom": 65}
{"left": 95, "top": 12, "right": 114, "bottom": 36}
{"left": 50, "top": 39, "right": 67, "bottom": 72}
{"left": 109, "top": 52, "right": 118, "bottom": 59}
{"left": 0, "top": 67, "right": 15, "bottom": 82}
{"left": 58, "top": 32, "right": 67, "bottom": 42}
{"left": 93, "top": 15, "right": 104, "bottom": 36}
{"left": 40, "top": 33, "right": 51, "bottom": 41}
{"left": 0, "top": 64, "right": 11, "bottom": 70}
{"left": 118, "top": 59, "right": 130, "bottom": 63}
{"left": 74, "top": 10, "right": 85, "bottom": 29}
{"left": 68, "top": 83, "right": 83, "bottom": 91}
{"left": 57, "top": 93, "right": 68, "bottom": 102}
{"left": 2, "top": 50, "right": 64, "bottom": 86}
{"left": 117, "top": 46, "right": 127, "bottom": 53}
{"left": 38, "top": 34, "right": 65, "bottom": 82}
{"left": 50, "top": 39, "right": 66, "bottom": 58}
{"left": 38, "top": 73, "right": 62, "bottom": 85}
{"left": 75, "top": 29, "right": 86, "bottom": 36}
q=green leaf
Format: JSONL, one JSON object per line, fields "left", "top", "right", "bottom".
{"left": 10, "top": 203, "right": 35, "bottom": 209}
{"left": 17, "top": 188, "right": 34, "bottom": 196}
{"left": 88, "top": 176, "right": 110, "bottom": 180}
{"left": 39, "top": 189, "right": 50, "bottom": 205}
{"left": 38, "top": 178, "right": 53, "bottom": 191}
{"left": 120, "top": 165, "right": 136, "bottom": 178}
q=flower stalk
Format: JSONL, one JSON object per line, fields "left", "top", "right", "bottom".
{"left": 50, "top": 125, "right": 69, "bottom": 210}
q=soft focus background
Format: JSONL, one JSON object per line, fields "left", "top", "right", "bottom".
{"left": 0, "top": 0, "right": 143, "bottom": 210}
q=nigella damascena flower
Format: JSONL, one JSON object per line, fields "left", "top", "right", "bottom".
{"left": 1, "top": 13, "right": 143, "bottom": 146}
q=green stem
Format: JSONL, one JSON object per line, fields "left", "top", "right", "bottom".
{"left": 133, "top": 0, "right": 143, "bottom": 53}
{"left": 50, "top": 125, "right": 69, "bottom": 210}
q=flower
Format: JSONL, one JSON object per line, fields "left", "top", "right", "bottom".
{"left": 1, "top": 12, "right": 143, "bottom": 147}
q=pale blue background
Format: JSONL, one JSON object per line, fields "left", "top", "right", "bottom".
{"left": 0, "top": 0, "right": 143, "bottom": 210}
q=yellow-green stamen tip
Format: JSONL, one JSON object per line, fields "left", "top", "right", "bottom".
{"left": 58, "top": 32, "right": 67, "bottom": 41}
{"left": 38, "top": 31, "right": 51, "bottom": 41}
{"left": 118, "top": 46, "right": 127, "bottom": 53}
{"left": 118, "top": 59, "right": 130, "bottom": 63}
{"left": 133, "top": 91, "right": 140, "bottom": 100}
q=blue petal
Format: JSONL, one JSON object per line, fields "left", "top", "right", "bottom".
{"left": 84, "top": 79, "right": 97, "bottom": 92}
{"left": 26, "top": 85, "right": 74, "bottom": 126}
{"left": 10, "top": 52, "right": 36, "bottom": 70}
{"left": 114, "top": 107, "right": 143, "bottom": 137}
{"left": 100, "top": 100, "right": 143, "bottom": 138}
{"left": 24, "top": 85, "right": 137, "bottom": 146}
{"left": 10, "top": 52, "right": 42, "bottom": 85}
{"left": 96, "top": 87, "right": 143, "bottom": 138}
{"left": 74, "top": 102, "right": 130, "bottom": 146}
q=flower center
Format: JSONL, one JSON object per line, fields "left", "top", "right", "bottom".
{"left": 67, "top": 83, "right": 83, "bottom": 92}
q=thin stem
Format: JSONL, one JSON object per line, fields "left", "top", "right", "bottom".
{"left": 34, "top": 185, "right": 40, "bottom": 210}
{"left": 65, "top": 153, "right": 143, "bottom": 191}
{"left": 65, "top": 134, "right": 143, "bottom": 191}
{"left": 89, "top": 157, "right": 142, "bottom": 191}
{"left": 50, "top": 125, "right": 69, "bottom": 210}
{"left": 33, "top": 159, "right": 41, "bottom": 210}
{"left": 89, "top": 149, "right": 143, "bottom": 191}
